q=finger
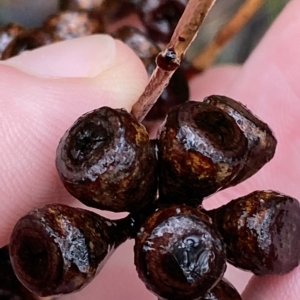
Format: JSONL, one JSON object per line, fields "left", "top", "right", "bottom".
{"left": 242, "top": 267, "right": 300, "bottom": 300}
{"left": 0, "top": 34, "right": 148, "bottom": 247}
{"left": 189, "top": 64, "right": 242, "bottom": 100}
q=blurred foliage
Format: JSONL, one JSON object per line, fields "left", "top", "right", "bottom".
{"left": 0, "top": 0, "right": 290, "bottom": 64}
{"left": 188, "top": 0, "right": 290, "bottom": 64}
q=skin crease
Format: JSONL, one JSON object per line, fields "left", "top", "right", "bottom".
{"left": 0, "top": 0, "right": 300, "bottom": 299}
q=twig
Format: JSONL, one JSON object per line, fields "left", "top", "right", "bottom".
{"left": 192, "top": 0, "right": 267, "bottom": 71}
{"left": 131, "top": 0, "right": 216, "bottom": 122}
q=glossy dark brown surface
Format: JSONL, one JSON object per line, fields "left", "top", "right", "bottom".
{"left": 201, "top": 278, "right": 242, "bottom": 300}
{"left": 0, "top": 23, "right": 25, "bottom": 60}
{"left": 9, "top": 204, "right": 131, "bottom": 297}
{"left": 0, "top": 246, "right": 38, "bottom": 299}
{"left": 210, "top": 190, "right": 300, "bottom": 275}
{"left": 59, "top": 0, "right": 140, "bottom": 22}
{"left": 135, "top": 205, "right": 226, "bottom": 300}
{"left": 138, "top": 0, "right": 188, "bottom": 43}
{"left": 56, "top": 106, "right": 157, "bottom": 212}
{"left": 157, "top": 100, "right": 248, "bottom": 206}
{"left": 43, "top": 10, "right": 105, "bottom": 40}
{"left": 1, "top": 28, "right": 56, "bottom": 60}
{"left": 100, "top": 0, "right": 140, "bottom": 21}
{"left": 204, "top": 95, "right": 277, "bottom": 187}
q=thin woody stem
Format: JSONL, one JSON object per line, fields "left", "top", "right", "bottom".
{"left": 131, "top": 0, "right": 216, "bottom": 122}
{"left": 192, "top": 0, "right": 266, "bottom": 71}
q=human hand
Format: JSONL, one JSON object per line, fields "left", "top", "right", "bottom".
{"left": 0, "top": 0, "right": 300, "bottom": 299}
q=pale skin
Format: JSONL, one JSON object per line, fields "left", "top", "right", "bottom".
{"left": 0, "top": 0, "right": 300, "bottom": 299}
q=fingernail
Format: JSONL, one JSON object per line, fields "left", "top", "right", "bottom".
{"left": 0, "top": 35, "right": 117, "bottom": 78}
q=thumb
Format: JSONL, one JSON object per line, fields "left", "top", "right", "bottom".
{"left": 0, "top": 34, "right": 148, "bottom": 246}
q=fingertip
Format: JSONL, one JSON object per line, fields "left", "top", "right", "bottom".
{"left": 0, "top": 34, "right": 148, "bottom": 111}
{"left": 93, "top": 39, "right": 148, "bottom": 110}
{"left": 1, "top": 35, "right": 147, "bottom": 82}
{"left": 242, "top": 267, "right": 300, "bottom": 300}
{"left": 189, "top": 65, "right": 242, "bottom": 100}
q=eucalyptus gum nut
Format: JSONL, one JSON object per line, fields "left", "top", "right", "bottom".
{"left": 210, "top": 190, "right": 300, "bottom": 275}
{"left": 58, "top": 0, "right": 137, "bottom": 20}
{"left": 9, "top": 204, "right": 131, "bottom": 297}
{"left": 1, "top": 28, "right": 57, "bottom": 60}
{"left": 157, "top": 101, "right": 249, "bottom": 206}
{"left": 138, "top": 0, "right": 188, "bottom": 43}
{"left": 0, "top": 23, "right": 25, "bottom": 59}
{"left": 0, "top": 246, "right": 38, "bottom": 299}
{"left": 202, "top": 278, "right": 242, "bottom": 300}
{"left": 98, "top": 0, "right": 139, "bottom": 21}
{"left": 56, "top": 107, "right": 158, "bottom": 213}
{"left": 203, "top": 95, "right": 277, "bottom": 187}
{"left": 59, "top": 0, "right": 138, "bottom": 21}
{"left": 134, "top": 205, "right": 226, "bottom": 300}
{"left": 43, "top": 10, "right": 105, "bottom": 41}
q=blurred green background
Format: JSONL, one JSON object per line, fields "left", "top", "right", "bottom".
{"left": 0, "top": 0, "right": 290, "bottom": 64}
